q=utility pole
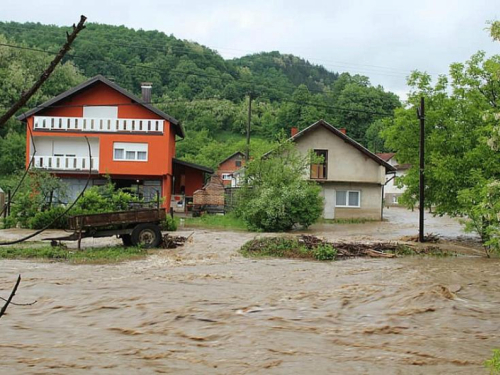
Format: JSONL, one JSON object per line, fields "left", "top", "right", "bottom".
{"left": 246, "top": 93, "right": 253, "bottom": 162}
{"left": 417, "top": 96, "right": 425, "bottom": 242}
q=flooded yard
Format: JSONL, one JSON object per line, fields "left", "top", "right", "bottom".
{"left": 1, "top": 208, "right": 498, "bottom": 374}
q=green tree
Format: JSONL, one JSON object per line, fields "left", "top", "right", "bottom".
{"left": 383, "top": 49, "right": 500, "bottom": 246}
{"left": 0, "top": 131, "right": 26, "bottom": 175}
{"left": 236, "top": 140, "right": 323, "bottom": 231}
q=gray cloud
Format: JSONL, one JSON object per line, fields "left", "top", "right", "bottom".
{"left": 2, "top": 0, "right": 500, "bottom": 98}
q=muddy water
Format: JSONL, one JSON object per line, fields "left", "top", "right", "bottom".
{"left": 1, "top": 227, "right": 499, "bottom": 374}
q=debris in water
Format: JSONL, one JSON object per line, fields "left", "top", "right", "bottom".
{"left": 298, "top": 235, "right": 399, "bottom": 259}
{"left": 161, "top": 234, "right": 188, "bottom": 249}
{"left": 400, "top": 233, "right": 440, "bottom": 243}
{"left": 236, "top": 306, "right": 263, "bottom": 315}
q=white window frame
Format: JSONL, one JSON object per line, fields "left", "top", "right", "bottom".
{"left": 113, "top": 142, "right": 148, "bottom": 162}
{"left": 335, "top": 190, "right": 361, "bottom": 208}
{"left": 221, "top": 173, "right": 232, "bottom": 181}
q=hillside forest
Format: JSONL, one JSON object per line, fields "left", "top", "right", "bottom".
{"left": 0, "top": 21, "right": 400, "bottom": 187}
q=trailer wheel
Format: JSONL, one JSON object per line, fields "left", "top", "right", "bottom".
{"left": 121, "top": 234, "right": 133, "bottom": 247}
{"left": 131, "top": 223, "right": 162, "bottom": 248}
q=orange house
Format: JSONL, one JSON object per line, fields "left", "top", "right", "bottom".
{"left": 18, "top": 75, "right": 210, "bottom": 209}
{"left": 216, "top": 151, "right": 246, "bottom": 187}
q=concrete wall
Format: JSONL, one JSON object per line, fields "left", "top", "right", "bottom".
{"left": 320, "top": 182, "right": 383, "bottom": 220}
{"left": 294, "top": 125, "right": 386, "bottom": 185}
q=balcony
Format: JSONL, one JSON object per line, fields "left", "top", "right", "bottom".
{"left": 34, "top": 155, "right": 99, "bottom": 172}
{"left": 34, "top": 116, "right": 164, "bottom": 133}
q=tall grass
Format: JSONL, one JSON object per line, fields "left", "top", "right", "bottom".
{"left": 184, "top": 213, "right": 247, "bottom": 230}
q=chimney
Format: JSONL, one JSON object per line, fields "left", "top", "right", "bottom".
{"left": 291, "top": 127, "right": 299, "bottom": 137}
{"left": 339, "top": 127, "right": 346, "bottom": 135}
{"left": 141, "top": 82, "right": 153, "bottom": 104}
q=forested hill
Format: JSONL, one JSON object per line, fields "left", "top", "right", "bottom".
{"left": 0, "top": 22, "right": 338, "bottom": 102}
{"left": 0, "top": 21, "right": 400, "bottom": 173}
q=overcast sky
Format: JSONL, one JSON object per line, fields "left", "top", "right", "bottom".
{"left": 2, "top": 0, "right": 500, "bottom": 98}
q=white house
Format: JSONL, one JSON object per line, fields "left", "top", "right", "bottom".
{"left": 290, "top": 120, "right": 396, "bottom": 220}
{"left": 376, "top": 153, "right": 410, "bottom": 206}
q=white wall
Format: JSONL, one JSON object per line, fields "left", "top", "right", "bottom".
{"left": 321, "top": 182, "right": 382, "bottom": 220}
{"left": 294, "top": 125, "right": 386, "bottom": 184}
{"left": 31, "top": 137, "right": 99, "bottom": 157}
{"left": 385, "top": 170, "right": 407, "bottom": 195}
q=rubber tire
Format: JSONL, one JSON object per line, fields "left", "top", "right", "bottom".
{"left": 121, "top": 234, "right": 133, "bottom": 247}
{"left": 131, "top": 223, "right": 162, "bottom": 248}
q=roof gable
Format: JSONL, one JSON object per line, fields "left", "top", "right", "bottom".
{"left": 291, "top": 120, "right": 395, "bottom": 172}
{"left": 218, "top": 151, "right": 245, "bottom": 166}
{"left": 375, "top": 152, "right": 396, "bottom": 162}
{"left": 17, "top": 75, "right": 185, "bottom": 138}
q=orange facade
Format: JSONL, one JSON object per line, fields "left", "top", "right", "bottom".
{"left": 25, "top": 82, "right": 176, "bottom": 207}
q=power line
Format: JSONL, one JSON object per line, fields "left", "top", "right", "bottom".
{"left": 0, "top": 22, "right": 416, "bottom": 77}
{"left": 0, "top": 42, "right": 396, "bottom": 117}
{"left": 1, "top": 96, "right": 393, "bottom": 118}
{"left": 0, "top": 42, "right": 388, "bottom": 99}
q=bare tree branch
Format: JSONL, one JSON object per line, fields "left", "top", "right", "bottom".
{"left": 0, "top": 296, "right": 37, "bottom": 306}
{"left": 0, "top": 15, "right": 87, "bottom": 127}
{"left": 0, "top": 275, "right": 21, "bottom": 319}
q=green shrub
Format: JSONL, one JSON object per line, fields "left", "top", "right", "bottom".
{"left": 163, "top": 215, "right": 178, "bottom": 231}
{"left": 28, "top": 206, "right": 68, "bottom": 229}
{"left": 236, "top": 141, "right": 323, "bottom": 232}
{"left": 485, "top": 349, "right": 500, "bottom": 375}
{"left": 3, "top": 170, "right": 68, "bottom": 229}
{"left": 72, "top": 182, "right": 140, "bottom": 214}
{"left": 4, "top": 176, "right": 143, "bottom": 230}
{"left": 240, "top": 237, "right": 335, "bottom": 261}
{"left": 313, "top": 243, "right": 337, "bottom": 261}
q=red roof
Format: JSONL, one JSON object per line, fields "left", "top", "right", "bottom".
{"left": 375, "top": 152, "right": 396, "bottom": 162}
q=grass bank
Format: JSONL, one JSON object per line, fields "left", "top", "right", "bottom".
{"left": 183, "top": 213, "right": 247, "bottom": 231}
{"left": 240, "top": 236, "right": 456, "bottom": 261}
{"left": 0, "top": 245, "right": 148, "bottom": 264}
{"left": 241, "top": 237, "right": 336, "bottom": 261}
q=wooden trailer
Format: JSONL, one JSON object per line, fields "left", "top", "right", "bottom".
{"left": 47, "top": 208, "right": 166, "bottom": 248}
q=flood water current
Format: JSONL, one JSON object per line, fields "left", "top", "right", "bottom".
{"left": 1, "top": 209, "right": 499, "bottom": 374}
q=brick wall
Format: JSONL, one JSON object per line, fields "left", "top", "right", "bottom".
{"left": 193, "top": 175, "right": 225, "bottom": 206}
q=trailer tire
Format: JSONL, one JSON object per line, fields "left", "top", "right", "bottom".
{"left": 131, "top": 223, "right": 162, "bottom": 248}
{"left": 121, "top": 234, "right": 133, "bottom": 247}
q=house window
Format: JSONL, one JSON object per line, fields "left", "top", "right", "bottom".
{"left": 114, "top": 148, "right": 124, "bottom": 160}
{"left": 235, "top": 160, "right": 242, "bottom": 167}
{"left": 310, "top": 150, "right": 328, "bottom": 179}
{"left": 222, "top": 173, "right": 232, "bottom": 181}
{"left": 113, "top": 142, "right": 148, "bottom": 162}
{"left": 336, "top": 190, "right": 360, "bottom": 208}
{"left": 83, "top": 106, "right": 118, "bottom": 118}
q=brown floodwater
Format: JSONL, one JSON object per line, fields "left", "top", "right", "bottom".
{"left": 1, "top": 209, "right": 499, "bottom": 374}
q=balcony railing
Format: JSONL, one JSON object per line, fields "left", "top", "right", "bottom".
{"left": 34, "top": 116, "right": 164, "bottom": 133}
{"left": 33, "top": 156, "right": 99, "bottom": 172}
